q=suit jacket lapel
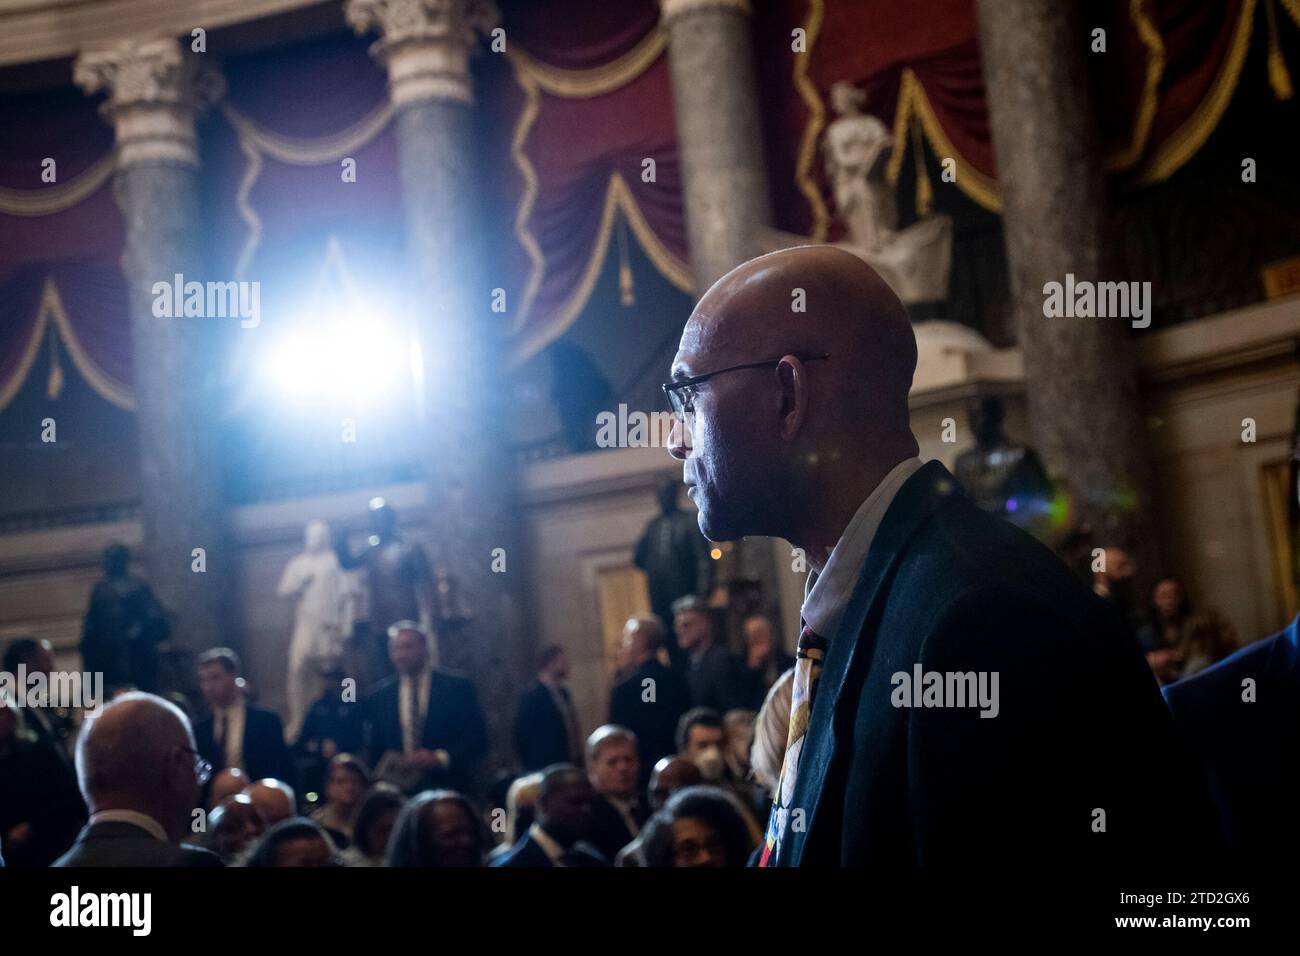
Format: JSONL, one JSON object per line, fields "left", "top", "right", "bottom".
{"left": 784, "top": 461, "right": 961, "bottom": 864}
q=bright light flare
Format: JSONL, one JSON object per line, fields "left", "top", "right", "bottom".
{"left": 264, "top": 315, "right": 411, "bottom": 409}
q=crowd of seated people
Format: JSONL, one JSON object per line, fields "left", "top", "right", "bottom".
{"left": 1, "top": 572, "right": 1294, "bottom": 867}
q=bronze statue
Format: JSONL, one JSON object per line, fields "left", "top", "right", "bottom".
{"left": 336, "top": 498, "right": 434, "bottom": 684}
{"left": 80, "top": 543, "right": 170, "bottom": 693}
{"left": 954, "top": 397, "right": 1053, "bottom": 529}
{"left": 634, "top": 479, "right": 715, "bottom": 666}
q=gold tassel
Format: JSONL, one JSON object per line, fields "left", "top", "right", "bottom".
{"left": 1267, "top": 0, "right": 1294, "bottom": 99}
{"left": 911, "top": 116, "right": 934, "bottom": 216}
{"left": 616, "top": 214, "right": 635, "bottom": 307}
{"left": 46, "top": 324, "right": 64, "bottom": 400}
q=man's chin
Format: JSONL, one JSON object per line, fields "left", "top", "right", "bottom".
{"left": 695, "top": 503, "right": 744, "bottom": 543}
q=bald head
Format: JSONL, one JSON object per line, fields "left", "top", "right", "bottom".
{"left": 76, "top": 691, "right": 199, "bottom": 839}
{"left": 668, "top": 246, "right": 918, "bottom": 546}
{"left": 244, "top": 779, "right": 297, "bottom": 826}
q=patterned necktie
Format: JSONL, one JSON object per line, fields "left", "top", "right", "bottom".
{"left": 759, "top": 623, "right": 828, "bottom": 866}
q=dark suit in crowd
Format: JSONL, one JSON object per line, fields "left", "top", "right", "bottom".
{"left": 777, "top": 460, "right": 1218, "bottom": 866}
{"left": 1164, "top": 614, "right": 1300, "bottom": 860}
{"left": 363, "top": 670, "right": 488, "bottom": 794}
{"left": 686, "top": 643, "right": 749, "bottom": 714}
{"left": 587, "top": 793, "right": 650, "bottom": 861}
{"left": 194, "top": 705, "right": 295, "bottom": 785}
{"left": 53, "top": 820, "right": 223, "bottom": 868}
{"left": 293, "top": 692, "right": 367, "bottom": 795}
{"left": 0, "top": 733, "right": 86, "bottom": 867}
{"left": 514, "top": 681, "right": 578, "bottom": 772}
{"left": 609, "top": 657, "right": 686, "bottom": 781}
{"left": 490, "top": 830, "right": 608, "bottom": 868}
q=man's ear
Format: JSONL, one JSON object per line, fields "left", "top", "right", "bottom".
{"left": 776, "top": 355, "right": 810, "bottom": 441}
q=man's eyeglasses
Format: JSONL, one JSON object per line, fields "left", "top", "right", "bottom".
{"left": 180, "top": 746, "right": 213, "bottom": 786}
{"left": 662, "top": 354, "right": 829, "bottom": 416}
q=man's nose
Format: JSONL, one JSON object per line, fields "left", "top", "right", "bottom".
{"left": 667, "top": 412, "right": 692, "bottom": 460}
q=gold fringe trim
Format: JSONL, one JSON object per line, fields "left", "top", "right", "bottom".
{"left": 886, "top": 68, "right": 1002, "bottom": 212}
{"left": 506, "top": 53, "right": 546, "bottom": 332}
{"left": 509, "top": 172, "right": 692, "bottom": 366}
{"left": 0, "top": 277, "right": 133, "bottom": 412}
{"left": 1105, "top": 0, "right": 1167, "bottom": 171}
{"left": 1266, "top": 0, "right": 1295, "bottom": 98}
{"left": 220, "top": 101, "right": 394, "bottom": 279}
{"left": 0, "top": 155, "right": 114, "bottom": 217}
{"left": 1132, "top": 0, "right": 1258, "bottom": 186}
{"left": 510, "top": 30, "right": 667, "bottom": 98}
{"left": 792, "top": 0, "right": 831, "bottom": 241}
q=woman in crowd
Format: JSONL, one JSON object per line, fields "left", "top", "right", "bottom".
{"left": 310, "top": 753, "right": 369, "bottom": 848}
{"left": 639, "top": 786, "right": 757, "bottom": 867}
{"left": 340, "top": 783, "right": 405, "bottom": 867}
{"left": 385, "top": 790, "right": 489, "bottom": 867}
{"left": 245, "top": 818, "right": 339, "bottom": 867}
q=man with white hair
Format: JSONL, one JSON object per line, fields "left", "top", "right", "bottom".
{"left": 53, "top": 692, "right": 222, "bottom": 866}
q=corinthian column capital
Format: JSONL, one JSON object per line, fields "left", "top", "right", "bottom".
{"left": 74, "top": 37, "right": 223, "bottom": 168}
{"left": 346, "top": 0, "right": 499, "bottom": 107}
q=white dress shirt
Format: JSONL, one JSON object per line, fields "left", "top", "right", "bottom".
{"left": 89, "top": 809, "right": 168, "bottom": 842}
{"left": 528, "top": 823, "right": 568, "bottom": 866}
{"left": 801, "top": 457, "right": 924, "bottom": 640}
{"left": 213, "top": 699, "right": 246, "bottom": 772}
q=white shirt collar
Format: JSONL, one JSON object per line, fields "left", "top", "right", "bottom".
{"left": 801, "top": 457, "right": 923, "bottom": 640}
{"left": 528, "top": 823, "right": 567, "bottom": 865}
{"left": 89, "top": 809, "right": 168, "bottom": 842}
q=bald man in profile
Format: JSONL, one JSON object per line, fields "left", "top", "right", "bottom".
{"left": 54, "top": 692, "right": 222, "bottom": 867}
{"left": 665, "top": 246, "right": 1215, "bottom": 866}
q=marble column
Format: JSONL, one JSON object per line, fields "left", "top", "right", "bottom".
{"left": 660, "top": 0, "right": 774, "bottom": 291}
{"left": 75, "top": 38, "right": 232, "bottom": 657}
{"left": 347, "top": 0, "right": 530, "bottom": 773}
{"left": 976, "top": 0, "right": 1154, "bottom": 552}
{"left": 660, "top": 0, "right": 782, "bottom": 639}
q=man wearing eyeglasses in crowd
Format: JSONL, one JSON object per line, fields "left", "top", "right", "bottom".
{"left": 663, "top": 244, "right": 1216, "bottom": 867}
{"left": 53, "top": 692, "right": 222, "bottom": 867}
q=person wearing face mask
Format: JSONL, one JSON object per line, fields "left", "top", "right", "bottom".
{"left": 676, "top": 708, "right": 729, "bottom": 782}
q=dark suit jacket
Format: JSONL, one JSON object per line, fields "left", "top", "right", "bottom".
{"left": 609, "top": 658, "right": 686, "bottom": 780}
{"left": 194, "top": 704, "right": 295, "bottom": 786}
{"left": 363, "top": 670, "right": 488, "bottom": 793}
{"left": 687, "top": 643, "right": 749, "bottom": 713}
{"left": 489, "top": 831, "right": 608, "bottom": 867}
{"left": 587, "top": 793, "right": 650, "bottom": 861}
{"left": 1163, "top": 615, "right": 1300, "bottom": 860}
{"left": 776, "top": 461, "right": 1217, "bottom": 866}
{"left": 514, "top": 682, "right": 574, "bottom": 772}
{"left": 52, "top": 821, "right": 223, "bottom": 867}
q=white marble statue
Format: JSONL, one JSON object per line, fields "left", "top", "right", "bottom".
{"left": 277, "top": 519, "right": 355, "bottom": 741}
{"left": 757, "top": 81, "right": 991, "bottom": 374}
{"left": 821, "top": 82, "right": 953, "bottom": 304}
